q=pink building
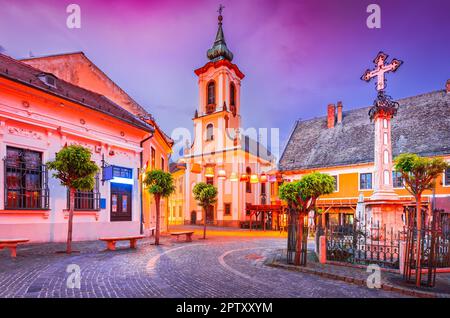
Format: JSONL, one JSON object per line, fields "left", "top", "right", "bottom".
{"left": 0, "top": 52, "right": 169, "bottom": 242}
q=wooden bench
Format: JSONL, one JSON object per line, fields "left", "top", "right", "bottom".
{"left": 99, "top": 235, "right": 145, "bottom": 251}
{"left": 0, "top": 239, "right": 29, "bottom": 258}
{"left": 170, "top": 231, "right": 194, "bottom": 242}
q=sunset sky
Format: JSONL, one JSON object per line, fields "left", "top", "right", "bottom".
{"left": 1, "top": 0, "right": 449, "bottom": 159}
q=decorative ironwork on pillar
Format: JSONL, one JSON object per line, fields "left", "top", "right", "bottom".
{"left": 368, "top": 90, "right": 399, "bottom": 122}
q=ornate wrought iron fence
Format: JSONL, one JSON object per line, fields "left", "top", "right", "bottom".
{"left": 403, "top": 208, "right": 449, "bottom": 287}
{"left": 326, "top": 220, "right": 401, "bottom": 269}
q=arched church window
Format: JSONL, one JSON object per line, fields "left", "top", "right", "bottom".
{"left": 206, "top": 124, "right": 214, "bottom": 141}
{"left": 230, "top": 83, "right": 236, "bottom": 106}
{"left": 207, "top": 81, "right": 216, "bottom": 105}
{"left": 246, "top": 167, "right": 252, "bottom": 193}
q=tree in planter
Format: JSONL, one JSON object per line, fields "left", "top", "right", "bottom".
{"left": 47, "top": 145, "right": 99, "bottom": 254}
{"left": 144, "top": 169, "right": 175, "bottom": 245}
{"left": 279, "top": 173, "right": 335, "bottom": 266}
{"left": 394, "top": 153, "right": 448, "bottom": 286}
{"left": 192, "top": 182, "right": 218, "bottom": 239}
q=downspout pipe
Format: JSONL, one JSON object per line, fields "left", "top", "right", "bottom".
{"left": 140, "top": 132, "right": 154, "bottom": 235}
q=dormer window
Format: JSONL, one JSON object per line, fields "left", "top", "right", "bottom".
{"left": 38, "top": 73, "right": 57, "bottom": 88}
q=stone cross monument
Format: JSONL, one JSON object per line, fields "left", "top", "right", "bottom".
{"left": 361, "top": 51, "right": 405, "bottom": 231}
{"left": 362, "top": 52, "right": 402, "bottom": 200}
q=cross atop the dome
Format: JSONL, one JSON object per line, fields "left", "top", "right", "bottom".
{"left": 217, "top": 4, "right": 225, "bottom": 16}
{"left": 361, "top": 51, "right": 403, "bottom": 91}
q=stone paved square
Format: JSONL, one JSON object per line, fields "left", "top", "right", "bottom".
{"left": 0, "top": 227, "right": 409, "bottom": 298}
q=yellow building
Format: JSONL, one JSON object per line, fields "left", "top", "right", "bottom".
{"left": 168, "top": 163, "right": 186, "bottom": 225}
{"left": 141, "top": 123, "right": 174, "bottom": 234}
{"left": 277, "top": 82, "right": 450, "bottom": 227}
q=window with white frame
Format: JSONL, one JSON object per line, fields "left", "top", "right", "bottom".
{"left": 332, "top": 175, "right": 338, "bottom": 192}
{"left": 5, "top": 146, "right": 49, "bottom": 209}
{"left": 393, "top": 171, "right": 403, "bottom": 188}
{"left": 360, "top": 173, "right": 372, "bottom": 190}
{"left": 445, "top": 167, "right": 450, "bottom": 186}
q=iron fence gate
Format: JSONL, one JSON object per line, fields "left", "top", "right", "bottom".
{"left": 326, "top": 220, "right": 402, "bottom": 269}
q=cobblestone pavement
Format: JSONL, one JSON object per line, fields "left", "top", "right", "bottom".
{"left": 0, "top": 231, "right": 407, "bottom": 298}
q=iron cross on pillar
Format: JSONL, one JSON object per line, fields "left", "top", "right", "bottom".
{"left": 361, "top": 52, "right": 403, "bottom": 91}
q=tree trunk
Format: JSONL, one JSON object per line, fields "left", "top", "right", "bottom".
{"left": 203, "top": 206, "right": 207, "bottom": 239}
{"left": 166, "top": 198, "right": 170, "bottom": 233}
{"left": 155, "top": 195, "right": 161, "bottom": 245}
{"left": 67, "top": 187, "right": 75, "bottom": 254}
{"left": 294, "top": 213, "right": 304, "bottom": 266}
{"left": 415, "top": 194, "right": 422, "bottom": 287}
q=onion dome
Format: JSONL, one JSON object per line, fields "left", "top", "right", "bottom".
{"left": 207, "top": 13, "right": 234, "bottom": 62}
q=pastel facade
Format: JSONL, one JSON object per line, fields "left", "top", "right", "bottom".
{"left": 22, "top": 52, "right": 174, "bottom": 237}
{"left": 178, "top": 13, "right": 275, "bottom": 227}
{"left": 278, "top": 83, "right": 450, "bottom": 227}
{"left": 168, "top": 163, "right": 186, "bottom": 225}
{"left": 0, "top": 52, "right": 171, "bottom": 242}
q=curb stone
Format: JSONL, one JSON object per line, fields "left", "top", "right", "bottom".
{"left": 267, "top": 260, "right": 449, "bottom": 298}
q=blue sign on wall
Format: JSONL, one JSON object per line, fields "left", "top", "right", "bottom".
{"left": 102, "top": 165, "right": 133, "bottom": 182}
{"left": 103, "top": 166, "right": 114, "bottom": 181}
{"left": 100, "top": 198, "right": 106, "bottom": 209}
{"left": 112, "top": 166, "right": 133, "bottom": 179}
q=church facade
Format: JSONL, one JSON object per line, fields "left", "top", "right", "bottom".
{"left": 178, "top": 12, "right": 275, "bottom": 227}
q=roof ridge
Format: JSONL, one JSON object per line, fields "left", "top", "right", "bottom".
{"left": 0, "top": 52, "right": 57, "bottom": 75}
{"left": 294, "top": 88, "right": 447, "bottom": 125}
{"left": 19, "top": 51, "right": 85, "bottom": 61}
{"left": 0, "top": 53, "right": 154, "bottom": 133}
{"left": 397, "top": 89, "right": 445, "bottom": 102}
{"left": 19, "top": 51, "right": 154, "bottom": 119}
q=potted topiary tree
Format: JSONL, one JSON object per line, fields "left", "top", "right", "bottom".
{"left": 47, "top": 145, "right": 99, "bottom": 254}
{"left": 394, "top": 153, "right": 448, "bottom": 286}
{"left": 144, "top": 169, "right": 175, "bottom": 245}
{"left": 192, "top": 182, "right": 218, "bottom": 239}
{"left": 279, "top": 172, "right": 335, "bottom": 266}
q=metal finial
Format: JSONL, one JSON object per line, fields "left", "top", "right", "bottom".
{"left": 218, "top": 4, "right": 225, "bottom": 16}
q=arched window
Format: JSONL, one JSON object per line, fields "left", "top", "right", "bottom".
{"left": 230, "top": 83, "right": 236, "bottom": 106}
{"left": 207, "top": 81, "right": 215, "bottom": 105}
{"left": 246, "top": 167, "right": 252, "bottom": 193}
{"left": 206, "top": 124, "right": 214, "bottom": 141}
{"left": 383, "top": 150, "right": 389, "bottom": 164}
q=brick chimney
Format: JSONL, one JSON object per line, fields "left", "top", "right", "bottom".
{"left": 446, "top": 79, "right": 450, "bottom": 93}
{"left": 327, "top": 104, "right": 336, "bottom": 128}
{"left": 337, "top": 101, "right": 343, "bottom": 124}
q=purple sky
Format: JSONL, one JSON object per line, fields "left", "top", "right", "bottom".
{"left": 1, "top": 0, "right": 449, "bottom": 158}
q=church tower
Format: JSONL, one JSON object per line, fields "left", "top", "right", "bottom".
{"left": 182, "top": 7, "right": 275, "bottom": 228}
{"left": 192, "top": 8, "right": 245, "bottom": 154}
